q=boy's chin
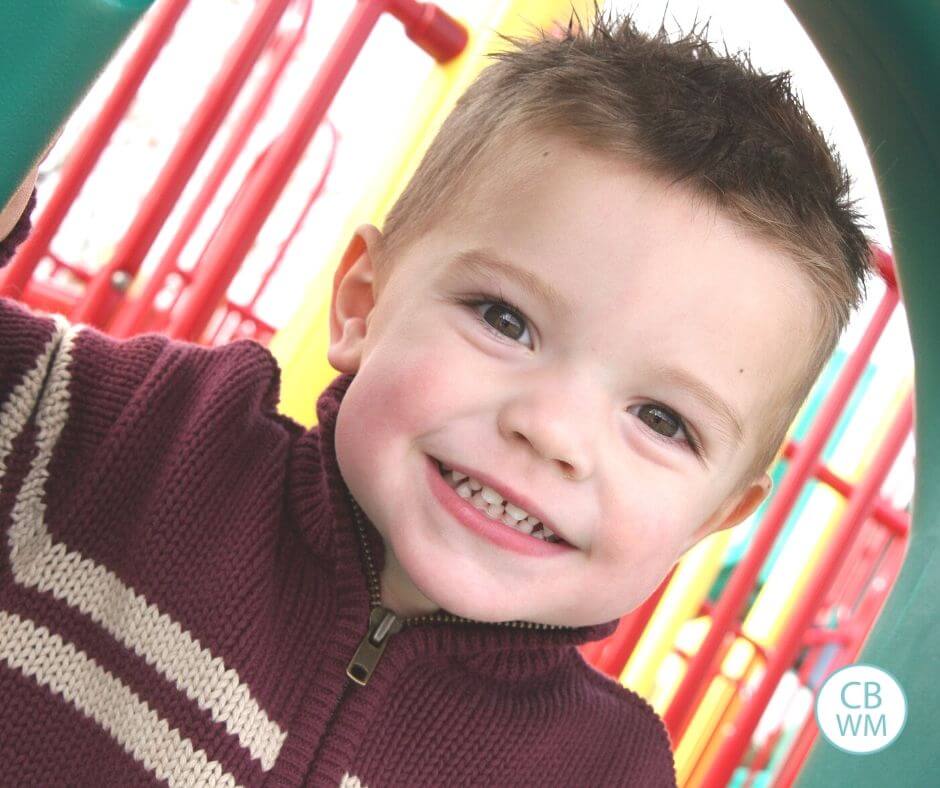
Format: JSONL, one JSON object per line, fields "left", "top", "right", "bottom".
{"left": 395, "top": 545, "right": 602, "bottom": 627}
{"left": 412, "top": 576, "right": 533, "bottom": 624}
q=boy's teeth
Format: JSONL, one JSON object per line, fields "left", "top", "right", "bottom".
{"left": 447, "top": 471, "right": 538, "bottom": 523}
{"left": 439, "top": 461, "right": 564, "bottom": 542}
{"left": 514, "top": 518, "right": 535, "bottom": 535}
{"left": 480, "top": 485, "right": 502, "bottom": 505}
{"left": 503, "top": 502, "right": 527, "bottom": 521}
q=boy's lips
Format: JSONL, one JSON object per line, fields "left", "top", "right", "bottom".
{"left": 429, "top": 454, "right": 575, "bottom": 549}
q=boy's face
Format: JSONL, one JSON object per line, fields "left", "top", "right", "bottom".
{"left": 328, "top": 137, "right": 813, "bottom": 626}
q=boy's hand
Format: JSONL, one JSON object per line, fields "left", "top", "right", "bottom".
{"left": 1, "top": 127, "right": 62, "bottom": 241}
{"left": 0, "top": 163, "right": 39, "bottom": 241}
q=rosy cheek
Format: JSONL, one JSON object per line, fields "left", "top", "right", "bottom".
{"left": 607, "top": 507, "right": 685, "bottom": 561}
{"left": 346, "top": 350, "right": 455, "bottom": 443}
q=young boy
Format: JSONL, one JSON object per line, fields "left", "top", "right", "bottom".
{"left": 0, "top": 7, "right": 871, "bottom": 787}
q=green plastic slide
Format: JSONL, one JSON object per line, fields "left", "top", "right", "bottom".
{"left": 0, "top": 0, "right": 156, "bottom": 202}
{"left": 784, "top": 1, "right": 939, "bottom": 785}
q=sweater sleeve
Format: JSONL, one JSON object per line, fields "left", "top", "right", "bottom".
{"left": 1, "top": 188, "right": 54, "bottom": 401}
{"left": 1, "top": 189, "right": 69, "bottom": 489}
{"left": 1, "top": 188, "right": 303, "bottom": 572}
{"left": 1, "top": 312, "right": 302, "bottom": 543}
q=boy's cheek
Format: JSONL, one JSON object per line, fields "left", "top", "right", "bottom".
{"left": 342, "top": 349, "right": 465, "bottom": 451}
{"left": 602, "top": 508, "right": 692, "bottom": 573}
{"left": 602, "top": 490, "right": 687, "bottom": 547}
{"left": 592, "top": 546, "right": 675, "bottom": 617}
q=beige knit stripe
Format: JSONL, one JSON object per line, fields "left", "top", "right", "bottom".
{"left": 5, "top": 324, "right": 286, "bottom": 772}
{"left": 339, "top": 774, "right": 367, "bottom": 788}
{"left": 0, "top": 314, "right": 68, "bottom": 484}
{"left": 0, "top": 610, "right": 241, "bottom": 788}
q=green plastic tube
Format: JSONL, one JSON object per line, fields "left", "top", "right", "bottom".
{"left": 0, "top": 0, "right": 156, "bottom": 205}
{"left": 784, "top": 1, "right": 940, "bottom": 786}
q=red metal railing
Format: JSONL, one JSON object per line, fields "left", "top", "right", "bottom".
{"left": 164, "top": 0, "right": 466, "bottom": 342}
{"left": 663, "top": 255, "right": 901, "bottom": 740}
{"left": 72, "top": 0, "right": 299, "bottom": 328}
{"left": 0, "top": 0, "right": 192, "bottom": 300}
{"left": 772, "top": 509, "right": 907, "bottom": 785}
{"left": 110, "top": 0, "right": 319, "bottom": 341}
{"left": 3, "top": 0, "right": 466, "bottom": 346}
{"left": 701, "top": 392, "right": 912, "bottom": 786}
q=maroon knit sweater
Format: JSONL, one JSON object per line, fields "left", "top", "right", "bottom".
{"left": 0, "top": 201, "right": 677, "bottom": 786}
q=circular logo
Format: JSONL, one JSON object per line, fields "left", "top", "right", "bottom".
{"left": 815, "top": 663, "right": 907, "bottom": 754}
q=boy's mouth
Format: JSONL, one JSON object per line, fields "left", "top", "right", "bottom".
{"left": 434, "top": 459, "right": 569, "bottom": 546}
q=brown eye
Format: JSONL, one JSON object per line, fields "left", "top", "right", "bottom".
{"left": 638, "top": 404, "right": 680, "bottom": 438}
{"left": 455, "top": 294, "right": 535, "bottom": 348}
{"left": 629, "top": 403, "right": 701, "bottom": 456}
{"left": 482, "top": 303, "right": 526, "bottom": 342}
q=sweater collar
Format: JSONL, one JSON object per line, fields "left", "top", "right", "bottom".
{"left": 307, "top": 372, "right": 619, "bottom": 652}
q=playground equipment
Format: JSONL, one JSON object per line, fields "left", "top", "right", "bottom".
{"left": 782, "top": 2, "right": 937, "bottom": 785}
{"left": 0, "top": 1, "right": 935, "bottom": 785}
{"left": 1, "top": 0, "right": 467, "bottom": 341}
{"left": 0, "top": 0, "right": 160, "bottom": 202}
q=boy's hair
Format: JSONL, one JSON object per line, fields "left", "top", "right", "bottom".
{"left": 375, "top": 4, "right": 873, "bottom": 484}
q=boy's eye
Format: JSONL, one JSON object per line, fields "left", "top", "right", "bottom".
{"left": 457, "top": 295, "right": 534, "bottom": 348}
{"left": 630, "top": 403, "right": 701, "bottom": 455}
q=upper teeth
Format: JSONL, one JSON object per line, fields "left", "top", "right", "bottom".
{"left": 439, "top": 462, "right": 561, "bottom": 542}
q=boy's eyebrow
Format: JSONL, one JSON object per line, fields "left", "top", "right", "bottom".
{"left": 444, "top": 248, "right": 571, "bottom": 313}
{"left": 652, "top": 365, "right": 745, "bottom": 446}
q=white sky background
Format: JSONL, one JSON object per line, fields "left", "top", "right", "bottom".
{"left": 43, "top": 0, "right": 910, "bottom": 380}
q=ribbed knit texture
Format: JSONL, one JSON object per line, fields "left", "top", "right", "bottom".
{"left": 0, "top": 200, "right": 677, "bottom": 786}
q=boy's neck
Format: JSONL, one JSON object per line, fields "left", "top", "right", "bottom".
{"left": 378, "top": 550, "right": 441, "bottom": 618}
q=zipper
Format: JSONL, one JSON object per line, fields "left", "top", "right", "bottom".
{"left": 346, "top": 605, "right": 402, "bottom": 685}
{"left": 345, "top": 491, "right": 573, "bottom": 686}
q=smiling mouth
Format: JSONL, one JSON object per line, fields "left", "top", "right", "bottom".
{"left": 434, "top": 460, "right": 569, "bottom": 546}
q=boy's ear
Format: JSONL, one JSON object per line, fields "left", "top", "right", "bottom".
{"left": 681, "top": 473, "right": 773, "bottom": 553}
{"left": 327, "top": 224, "right": 383, "bottom": 374}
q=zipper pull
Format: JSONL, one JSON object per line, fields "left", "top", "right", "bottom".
{"left": 346, "top": 606, "right": 402, "bottom": 686}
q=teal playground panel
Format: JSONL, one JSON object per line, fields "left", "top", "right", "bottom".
{"left": 784, "top": 1, "right": 939, "bottom": 786}
{"left": 0, "top": 0, "right": 157, "bottom": 201}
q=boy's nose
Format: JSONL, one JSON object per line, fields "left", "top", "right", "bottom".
{"left": 496, "top": 378, "right": 596, "bottom": 481}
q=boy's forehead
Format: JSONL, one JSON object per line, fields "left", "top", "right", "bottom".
{"left": 435, "top": 133, "right": 814, "bottom": 314}
{"left": 441, "top": 138, "right": 790, "bottom": 300}
{"left": 460, "top": 135, "right": 712, "bottom": 254}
